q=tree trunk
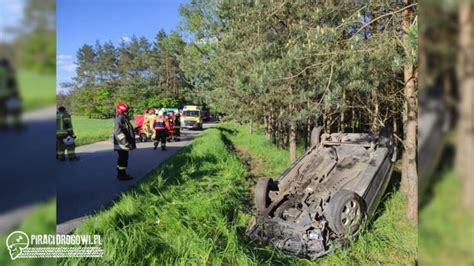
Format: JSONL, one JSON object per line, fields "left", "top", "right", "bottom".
{"left": 278, "top": 119, "right": 284, "bottom": 148}
{"left": 402, "top": 0, "right": 418, "bottom": 222}
{"left": 457, "top": 3, "right": 474, "bottom": 208}
{"left": 289, "top": 121, "right": 297, "bottom": 162}
{"left": 305, "top": 119, "right": 311, "bottom": 150}
{"left": 351, "top": 100, "right": 356, "bottom": 132}
{"left": 341, "top": 91, "right": 346, "bottom": 132}
{"left": 371, "top": 89, "right": 379, "bottom": 132}
{"left": 271, "top": 112, "right": 276, "bottom": 144}
{"left": 403, "top": 65, "right": 418, "bottom": 221}
{"left": 264, "top": 114, "right": 270, "bottom": 140}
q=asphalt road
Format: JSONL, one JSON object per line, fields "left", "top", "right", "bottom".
{"left": 0, "top": 106, "right": 56, "bottom": 233}
{"left": 56, "top": 124, "right": 211, "bottom": 234}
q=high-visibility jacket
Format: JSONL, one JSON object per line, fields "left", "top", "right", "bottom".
{"left": 165, "top": 119, "right": 173, "bottom": 131}
{"left": 144, "top": 114, "right": 155, "bottom": 130}
{"left": 56, "top": 111, "right": 74, "bottom": 138}
{"left": 153, "top": 116, "right": 166, "bottom": 130}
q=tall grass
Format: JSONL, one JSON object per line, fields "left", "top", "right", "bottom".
{"left": 60, "top": 123, "right": 416, "bottom": 265}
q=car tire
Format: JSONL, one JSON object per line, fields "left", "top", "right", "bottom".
{"left": 311, "top": 126, "right": 323, "bottom": 147}
{"left": 140, "top": 133, "right": 147, "bottom": 142}
{"left": 255, "top": 177, "right": 274, "bottom": 213}
{"left": 378, "top": 126, "right": 393, "bottom": 147}
{"left": 325, "top": 190, "right": 366, "bottom": 236}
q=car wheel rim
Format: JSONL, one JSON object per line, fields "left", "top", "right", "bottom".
{"left": 340, "top": 200, "right": 361, "bottom": 233}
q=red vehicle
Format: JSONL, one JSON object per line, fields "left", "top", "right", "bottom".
{"left": 133, "top": 115, "right": 148, "bottom": 142}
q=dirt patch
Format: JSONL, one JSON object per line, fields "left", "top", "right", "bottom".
{"left": 234, "top": 145, "right": 266, "bottom": 178}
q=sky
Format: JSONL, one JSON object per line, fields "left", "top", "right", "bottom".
{"left": 57, "top": 0, "right": 188, "bottom": 93}
{"left": 0, "top": 0, "right": 25, "bottom": 42}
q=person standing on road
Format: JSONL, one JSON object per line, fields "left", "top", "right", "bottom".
{"left": 153, "top": 110, "right": 168, "bottom": 151}
{"left": 56, "top": 106, "right": 79, "bottom": 161}
{"left": 0, "top": 58, "right": 22, "bottom": 130}
{"left": 114, "top": 102, "right": 136, "bottom": 180}
{"left": 174, "top": 111, "right": 181, "bottom": 140}
{"left": 144, "top": 108, "right": 156, "bottom": 141}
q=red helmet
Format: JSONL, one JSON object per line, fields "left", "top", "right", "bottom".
{"left": 116, "top": 102, "right": 129, "bottom": 114}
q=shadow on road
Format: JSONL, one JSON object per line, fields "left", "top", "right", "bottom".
{"left": 0, "top": 119, "right": 55, "bottom": 215}
{"left": 57, "top": 145, "right": 182, "bottom": 224}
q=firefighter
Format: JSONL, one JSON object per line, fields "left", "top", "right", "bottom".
{"left": 153, "top": 110, "right": 168, "bottom": 151}
{"left": 114, "top": 102, "right": 136, "bottom": 180}
{"left": 165, "top": 113, "right": 175, "bottom": 142}
{"left": 174, "top": 111, "right": 181, "bottom": 139}
{"left": 56, "top": 106, "right": 79, "bottom": 161}
{"left": 0, "top": 58, "right": 22, "bottom": 129}
{"left": 144, "top": 108, "right": 156, "bottom": 141}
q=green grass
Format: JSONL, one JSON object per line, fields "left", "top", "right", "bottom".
{"left": 18, "top": 70, "right": 55, "bottom": 110}
{"left": 60, "top": 122, "right": 416, "bottom": 265}
{"left": 419, "top": 170, "right": 474, "bottom": 265}
{"left": 72, "top": 116, "right": 114, "bottom": 146}
{"left": 0, "top": 199, "right": 56, "bottom": 266}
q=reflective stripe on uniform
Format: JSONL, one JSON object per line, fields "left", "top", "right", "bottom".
{"left": 117, "top": 166, "right": 127, "bottom": 170}
{"left": 115, "top": 144, "right": 129, "bottom": 150}
{"left": 117, "top": 133, "right": 126, "bottom": 141}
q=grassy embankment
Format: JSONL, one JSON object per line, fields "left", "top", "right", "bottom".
{"left": 0, "top": 199, "right": 55, "bottom": 266}
{"left": 18, "top": 70, "right": 55, "bottom": 110}
{"left": 60, "top": 123, "right": 416, "bottom": 265}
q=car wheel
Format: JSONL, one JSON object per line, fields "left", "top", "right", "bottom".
{"left": 378, "top": 126, "right": 393, "bottom": 147}
{"left": 140, "top": 133, "right": 147, "bottom": 142}
{"left": 255, "top": 177, "right": 274, "bottom": 213}
{"left": 311, "top": 126, "right": 323, "bottom": 147}
{"left": 325, "top": 190, "right": 366, "bottom": 236}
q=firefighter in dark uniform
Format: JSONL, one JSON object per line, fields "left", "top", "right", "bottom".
{"left": 114, "top": 102, "right": 136, "bottom": 180}
{"left": 56, "top": 106, "right": 79, "bottom": 161}
{"left": 153, "top": 110, "right": 168, "bottom": 151}
{"left": 0, "top": 58, "right": 22, "bottom": 129}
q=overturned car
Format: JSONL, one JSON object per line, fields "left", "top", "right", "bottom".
{"left": 247, "top": 127, "right": 397, "bottom": 259}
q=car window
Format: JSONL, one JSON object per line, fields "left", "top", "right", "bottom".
{"left": 183, "top": 111, "right": 200, "bottom": 117}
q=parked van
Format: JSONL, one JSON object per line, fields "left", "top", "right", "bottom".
{"left": 181, "top": 105, "right": 203, "bottom": 130}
